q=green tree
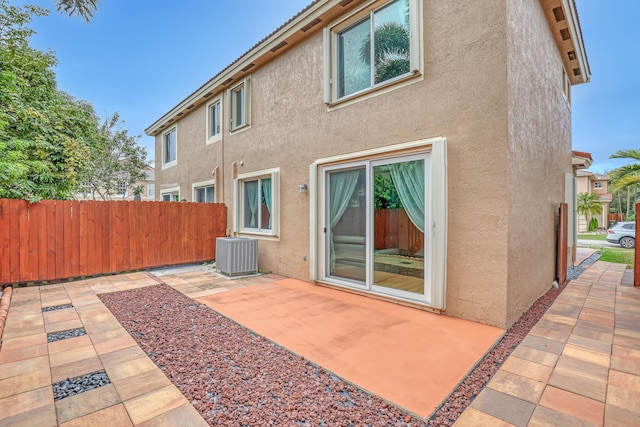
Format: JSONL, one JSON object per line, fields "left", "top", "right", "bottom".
{"left": 359, "top": 0, "right": 410, "bottom": 84}
{"left": 0, "top": 1, "right": 100, "bottom": 201}
{"left": 54, "top": 0, "right": 100, "bottom": 22}
{"left": 610, "top": 149, "right": 640, "bottom": 218}
{"left": 81, "top": 113, "right": 148, "bottom": 200}
{"left": 577, "top": 192, "right": 603, "bottom": 230}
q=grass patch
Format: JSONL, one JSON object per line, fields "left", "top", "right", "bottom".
{"left": 577, "top": 234, "right": 606, "bottom": 241}
{"left": 599, "top": 247, "right": 635, "bottom": 268}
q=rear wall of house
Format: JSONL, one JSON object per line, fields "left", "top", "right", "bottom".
{"left": 155, "top": 0, "right": 522, "bottom": 327}
{"left": 505, "top": 0, "right": 573, "bottom": 327}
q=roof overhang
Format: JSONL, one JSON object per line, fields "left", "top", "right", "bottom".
{"left": 540, "top": 0, "right": 591, "bottom": 85}
{"left": 145, "top": 0, "right": 368, "bottom": 136}
{"left": 572, "top": 150, "right": 593, "bottom": 169}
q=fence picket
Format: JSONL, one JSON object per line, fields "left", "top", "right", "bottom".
{"left": 0, "top": 199, "right": 226, "bottom": 285}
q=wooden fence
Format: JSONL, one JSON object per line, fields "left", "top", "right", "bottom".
{"left": 374, "top": 209, "right": 423, "bottom": 255}
{"left": 0, "top": 199, "right": 227, "bottom": 285}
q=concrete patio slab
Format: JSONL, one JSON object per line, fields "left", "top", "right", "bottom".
{"left": 197, "top": 278, "right": 505, "bottom": 418}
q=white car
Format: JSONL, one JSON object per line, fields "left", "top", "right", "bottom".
{"left": 606, "top": 221, "right": 635, "bottom": 249}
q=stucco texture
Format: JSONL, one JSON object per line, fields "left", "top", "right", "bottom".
{"left": 504, "top": 0, "right": 572, "bottom": 327}
{"left": 153, "top": 0, "right": 573, "bottom": 329}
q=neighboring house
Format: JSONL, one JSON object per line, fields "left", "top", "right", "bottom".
{"left": 576, "top": 169, "right": 611, "bottom": 232}
{"left": 146, "top": 0, "right": 590, "bottom": 329}
{"left": 77, "top": 166, "right": 156, "bottom": 201}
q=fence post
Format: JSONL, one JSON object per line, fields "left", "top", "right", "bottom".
{"left": 557, "top": 203, "right": 568, "bottom": 285}
{"left": 635, "top": 203, "right": 640, "bottom": 287}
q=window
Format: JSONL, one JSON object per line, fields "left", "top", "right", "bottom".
{"left": 594, "top": 182, "right": 602, "bottom": 189}
{"left": 161, "top": 187, "right": 180, "bottom": 201}
{"left": 207, "top": 98, "right": 222, "bottom": 141}
{"left": 229, "top": 79, "right": 250, "bottom": 131}
{"left": 117, "top": 180, "right": 127, "bottom": 196}
{"left": 163, "top": 127, "right": 177, "bottom": 167}
{"left": 325, "top": 0, "right": 421, "bottom": 103}
{"left": 234, "top": 169, "right": 279, "bottom": 236}
{"left": 147, "top": 182, "right": 155, "bottom": 197}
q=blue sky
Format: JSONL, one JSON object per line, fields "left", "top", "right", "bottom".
{"left": 17, "top": 1, "right": 639, "bottom": 173}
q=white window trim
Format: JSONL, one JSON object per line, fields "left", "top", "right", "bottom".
{"left": 323, "top": 0, "right": 423, "bottom": 106}
{"left": 233, "top": 167, "right": 280, "bottom": 238}
{"left": 147, "top": 182, "right": 155, "bottom": 197}
{"left": 228, "top": 78, "right": 251, "bottom": 133}
{"left": 162, "top": 125, "right": 178, "bottom": 169}
{"left": 160, "top": 186, "right": 180, "bottom": 202}
{"left": 206, "top": 96, "right": 223, "bottom": 144}
{"left": 192, "top": 179, "right": 216, "bottom": 203}
{"left": 593, "top": 182, "right": 602, "bottom": 189}
{"left": 309, "top": 136, "right": 447, "bottom": 309}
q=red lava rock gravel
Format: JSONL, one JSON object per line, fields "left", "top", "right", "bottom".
{"left": 99, "top": 284, "right": 426, "bottom": 426}
{"left": 428, "top": 278, "right": 571, "bottom": 426}
{"left": 100, "top": 275, "right": 573, "bottom": 426}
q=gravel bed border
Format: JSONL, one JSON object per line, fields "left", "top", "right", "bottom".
{"left": 42, "top": 303, "right": 73, "bottom": 312}
{"left": 100, "top": 263, "right": 588, "bottom": 426}
{"left": 100, "top": 284, "right": 426, "bottom": 426}
{"left": 427, "top": 266, "right": 587, "bottom": 425}
{"left": 52, "top": 369, "right": 111, "bottom": 401}
{"left": 47, "top": 327, "right": 87, "bottom": 343}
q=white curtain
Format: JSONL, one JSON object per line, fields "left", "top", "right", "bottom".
{"left": 261, "top": 178, "right": 272, "bottom": 229}
{"left": 244, "top": 180, "right": 258, "bottom": 228}
{"left": 390, "top": 160, "right": 425, "bottom": 233}
{"left": 329, "top": 169, "right": 360, "bottom": 272}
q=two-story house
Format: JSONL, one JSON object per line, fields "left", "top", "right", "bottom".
{"left": 146, "top": 0, "right": 590, "bottom": 329}
{"left": 576, "top": 169, "right": 612, "bottom": 231}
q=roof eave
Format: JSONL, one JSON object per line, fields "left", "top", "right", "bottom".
{"left": 145, "top": 0, "right": 362, "bottom": 137}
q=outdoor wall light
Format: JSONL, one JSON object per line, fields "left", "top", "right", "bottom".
{"left": 298, "top": 183, "right": 308, "bottom": 193}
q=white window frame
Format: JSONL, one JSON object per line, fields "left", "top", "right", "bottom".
{"left": 115, "top": 179, "right": 128, "bottom": 197}
{"left": 309, "top": 137, "right": 447, "bottom": 309}
{"left": 162, "top": 126, "right": 177, "bottom": 168}
{"left": 323, "top": 0, "right": 423, "bottom": 105}
{"left": 233, "top": 167, "right": 280, "bottom": 238}
{"left": 594, "top": 182, "right": 602, "bottom": 189}
{"left": 228, "top": 78, "right": 251, "bottom": 132}
{"left": 160, "top": 186, "right": 180, "bottom": 202}
{"left": 147, "top": 182, "right": 155, "bottom": 197}
{"left": 192, "top": 179, "right": 216, "bottom": 203}
{"left": 206, "top": 97, "right": 222, "bottom": 143}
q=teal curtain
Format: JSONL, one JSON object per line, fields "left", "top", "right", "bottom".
{"left": 329, "top": 169, "right": 360, "bottom": 272}
{"left": 390, "top": 160, "right": 425, "bottom": 233}
{"left": 261, "top": 178, "right": 272, "bottom": 229}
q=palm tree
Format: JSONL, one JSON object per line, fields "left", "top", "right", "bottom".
{"left": 577, "top": 192, "right": 603, "bottom": 231}
{"left": 610, "top": 149, "right": 640, "bottom": 218}
{"left": 54, "top": 0, "right": 100, "bottom": 22}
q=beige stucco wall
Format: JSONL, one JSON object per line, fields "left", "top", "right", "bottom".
{"left": 505, "top": 0, "right": 572, "bottom": 327}
{"left": 153, "top": 0, "right": 576, "bottom": 328}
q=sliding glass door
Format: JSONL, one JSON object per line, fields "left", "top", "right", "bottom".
{"left": 324, "top": 153, "right": 431, "bottom": 303}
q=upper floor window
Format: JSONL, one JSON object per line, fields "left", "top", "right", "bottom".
{"left": 229, "top": 79, "right": 250, "bottom": 132}
{"left": 163, "top": 127, "right": 177, "bottom": 167}
{"left": 594, "top": 182, "right": 602, "bottom": 189}
{"left": 207, "top": 98, "right": 222, "bottom": 142}
{"left": 325, "top": 0, "right": 421, "bottom": 103}
{"left": 147, "top": 182, "right": 155, "bottom": 197}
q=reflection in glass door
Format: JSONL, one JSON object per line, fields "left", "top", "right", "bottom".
{"left": 326, "top": 167, "right": 367, "bottom": 285}
{"left": 323, "top": 154, "right": 429, "bottom": 303}
{"left": 372, "top": 159, "right": 425, "bottom": 297}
